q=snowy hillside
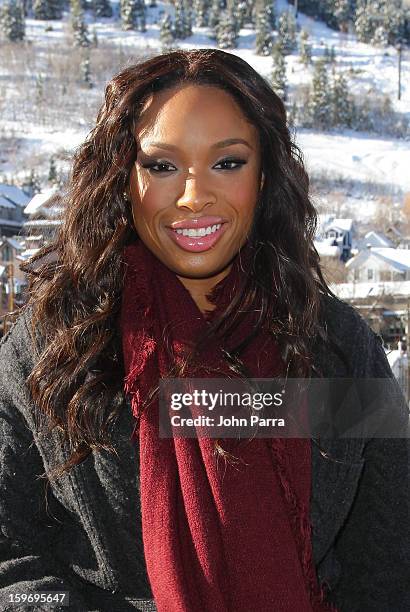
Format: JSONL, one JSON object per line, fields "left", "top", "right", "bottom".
{"left": 0, "top": 0, "right": 409, "bottom": 219}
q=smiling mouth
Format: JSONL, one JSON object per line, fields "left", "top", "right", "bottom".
{"left": 166, "top": 222, "right": 229, "bottom": 253}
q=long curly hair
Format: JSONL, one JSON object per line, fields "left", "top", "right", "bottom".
{"left": 19, "top": 48, "right": 341, "bottom": 479}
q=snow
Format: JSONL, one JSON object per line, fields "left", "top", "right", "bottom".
{"left": 24, "top": 187, "right": 59, "bottom": 215}
{"left": 330, "top": 279, "right": 410, "bottom": 299}
{"left": 1, "top": 0, "right": 409, "bottom": 200}
{"left": 366, "top": 247, "right": 410, "bottom": 270}
{"left": 5, "top": 238, "right": 25, "bottom": 251}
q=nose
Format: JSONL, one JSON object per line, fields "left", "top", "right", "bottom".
{"left": 175, "top": 170, "right": 216, "bottom": 213}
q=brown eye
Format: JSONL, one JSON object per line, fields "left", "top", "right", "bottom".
{"left": 141, "top": 162, "right": 176, "bottom": 173}
{"left": 214, "top": 158, "right": 247, "bottom": 170}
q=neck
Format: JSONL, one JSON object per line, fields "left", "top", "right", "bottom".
{"left": 177, "top": 265, "right": 232, "bottom": 314}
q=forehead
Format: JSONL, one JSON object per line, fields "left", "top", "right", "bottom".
{"left": 135, "top": 84, "right": 259, "bottom": 145}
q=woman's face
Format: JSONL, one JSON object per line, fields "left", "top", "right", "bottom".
{"left": 128, "top": 83, "right": 263, "bottom": 281}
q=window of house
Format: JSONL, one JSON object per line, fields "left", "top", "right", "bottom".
{"left": 354, "top": 269, "right": 360, "bottom": 281}
{"left": 367, "top": 269, "right": 374, "bottom": 280}
{"left": 3, "top": 245, "right": 11, "bottom": 262}
{"left": 393, "top": 270, "right": 406, "bottom": 281}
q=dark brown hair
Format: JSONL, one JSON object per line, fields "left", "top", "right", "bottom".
{"left": 20, "top": 48, "right": 340, "bottom": 479}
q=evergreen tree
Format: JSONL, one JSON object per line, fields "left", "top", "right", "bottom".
{"left": 183, "top": 0, "right": 193, "bottom": 37}
{"left": 234, "top": 0, "right": 248, "bottom": 29}
{"left": 70, "top": 0, "right": 90, "bottom": 47}
{"left": 299, "top": 29, "right": 311, "bottom": 66}
{"left": 208, "top": 0, "right": 220, "bottom": 30}
{"left": 48, "top": 156, "right": 58, "bottom": 184}
{"left": 160, "top": 13, "right": 175, "bottom": 51}
{"left": 354, "top": 1, "right": 373, "bottom": 43}
{"left": 331, "top": 70, "right": 354, "bottom": 128}
{"left": 334, "top": 0, "right": 351, "bottom": 33}
{"left": 310, "top": 58, "right": 332, "bottom": 129}
{"left": 33, "top": 0, "right": 58, "bottom": 19}
{"left": 215, "top": 9, "right": 238, "bottom": 48}
{"left": 173, "top": 0, "right": 186, "bottom": 38}
{"left": 80, "top": 52, "right": 93, "bottom": 88}
{"left": 255, "top": 8, "right": 272, "bottom": 55}
{"left": 372, "top": 24, "right": 388, "bottom": 47}
{"left": 277, "top": 10, "right": 297, "bottom": 55}
{"left": 270, "top": 42, "right": 287, "bottom": 101}
{"left": 135, "top": 0, "right": 146, "bottom": 32}
{"left": 194, "top": 0, "right": 208, "bottom": 27}
{"left": 92, "top": 0, "right": 112, "bottom": 19}
{"left": 354, "top": 0, "right": 405, "bottom": 46}
{"left": 27, "top": 169, "right": 42, "bottom": 196}
{"left": 120, "top": 0, "right": 137, "bottom": 30}
{"left": 0, "top": 0, "right": 25, "bottom": 41}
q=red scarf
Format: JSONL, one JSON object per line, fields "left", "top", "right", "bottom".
{"left": 120, "top": 239, "right": 337, "bottom": 612}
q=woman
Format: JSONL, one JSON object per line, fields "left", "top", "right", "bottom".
{"left": 0, "top": 49, "right": 408, "bottom": 612}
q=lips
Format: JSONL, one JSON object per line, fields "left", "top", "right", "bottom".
{"left": 166, "top": 219, "right": 229, "bottom": 253}
{"left": 169, "top": 216, "right": 227, "bottom": 230}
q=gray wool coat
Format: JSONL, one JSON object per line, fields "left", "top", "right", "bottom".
{"left": 0, "top": 294, "right": 409, "bottom": 612}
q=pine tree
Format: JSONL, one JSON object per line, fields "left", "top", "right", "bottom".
{"left": 208, "top": 0, "right": 220, "bottom": 30}
{"left": 334, "top": 0, "right": 351, "bottom": 33}
{"left": 173, "top": 0, "right": 186, "bottom": 38}
{"left": 80, "top": 52, "right": 93, "bottom": 88}
{"left": 233, "top": 0, "right": 247, "bottom": 29}
{"left": 37, "top": 0, "right": 63, "bottom": 19}
{"left": 310, "top": 58, "right": 332, "bottom": 129}
{"left": 271, "top": 42, "right": 287, "bottom": 101}
{"left": 299, "top": 29, "right": 311, "bottom": 66}
{"left": 135, "top": 0, "right": 146, "bottom": 32}
{"left": 194, "top": 0, "right": 208, "bottom": 27}
{"left": 215, "top": 9, "right": 238, "bottom": 48}
{"left": 70, "top": 0, "right": 90, "bottom": 47}
{"left": 331, "top": 70, "right": 354, "bottom": 128}
{"left": 27, "top": 169, "right": 42, "bottom": 196}
{"left": 354, "top": 0, "right": 373, "bottom": 43}
{"left": 277, "top": 10, "right": 297, "bottom": 55}
{"left": 371, "top": 25, "right": 388, "bottom": 47}
{"left": 183, "top": 0, "right": 193, "bottom": 37}
{"left": 255, "top": 8, "right": 272, "bottom": 55}
{"left": 92, "top": 0, "right": 112, "bottom": 18}
{"left": 160, "top": 13, "right": 175, "bottom": 51}
{"left": 48, "top": 156, "right": 58, "bottom": 184}
{"left": 0, "top": 0, "right": 25, "bottom": 41}
{"left": 120, "top": 0, "right": 136, "bottom": 31}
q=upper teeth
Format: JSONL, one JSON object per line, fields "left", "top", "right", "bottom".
{"left": 175, "top": 224, "right": 222, "bottom": 237}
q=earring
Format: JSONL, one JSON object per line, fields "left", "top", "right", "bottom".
{"left": 123, "top": 191, "right": 129, "bottom": 201}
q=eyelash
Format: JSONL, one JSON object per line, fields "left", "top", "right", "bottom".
{"left": 141, "top": 158, "right": 247, "bottom": 174}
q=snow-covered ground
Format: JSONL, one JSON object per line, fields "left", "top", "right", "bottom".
{"left": 0, "top": 0, "right": 409, "bottom": 208}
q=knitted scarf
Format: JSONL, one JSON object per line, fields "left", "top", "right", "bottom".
{"left": 120, "top": 239, "right": 337, "bottom": 612}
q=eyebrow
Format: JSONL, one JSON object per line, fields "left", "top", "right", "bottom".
{"left": 140, "top": 138, "right": 253, "bottom": 151}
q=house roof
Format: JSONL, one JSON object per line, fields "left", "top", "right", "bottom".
{"left": 362, "top": 231, "right": 393, "bottom": 248}
{"left": 371, "top": 248, "right": 410, "bottom": 271}
{"left": 314, "top": 241, "right": 341, "bottom": 257}
{"left": 0, "top": 184, "right": 31, "bottom": 208}
{"left": 325, "top": 218, "right": 353, "bottom": 232}
{"left": 24, "top": 188, "right": 59, "bottom": 215}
